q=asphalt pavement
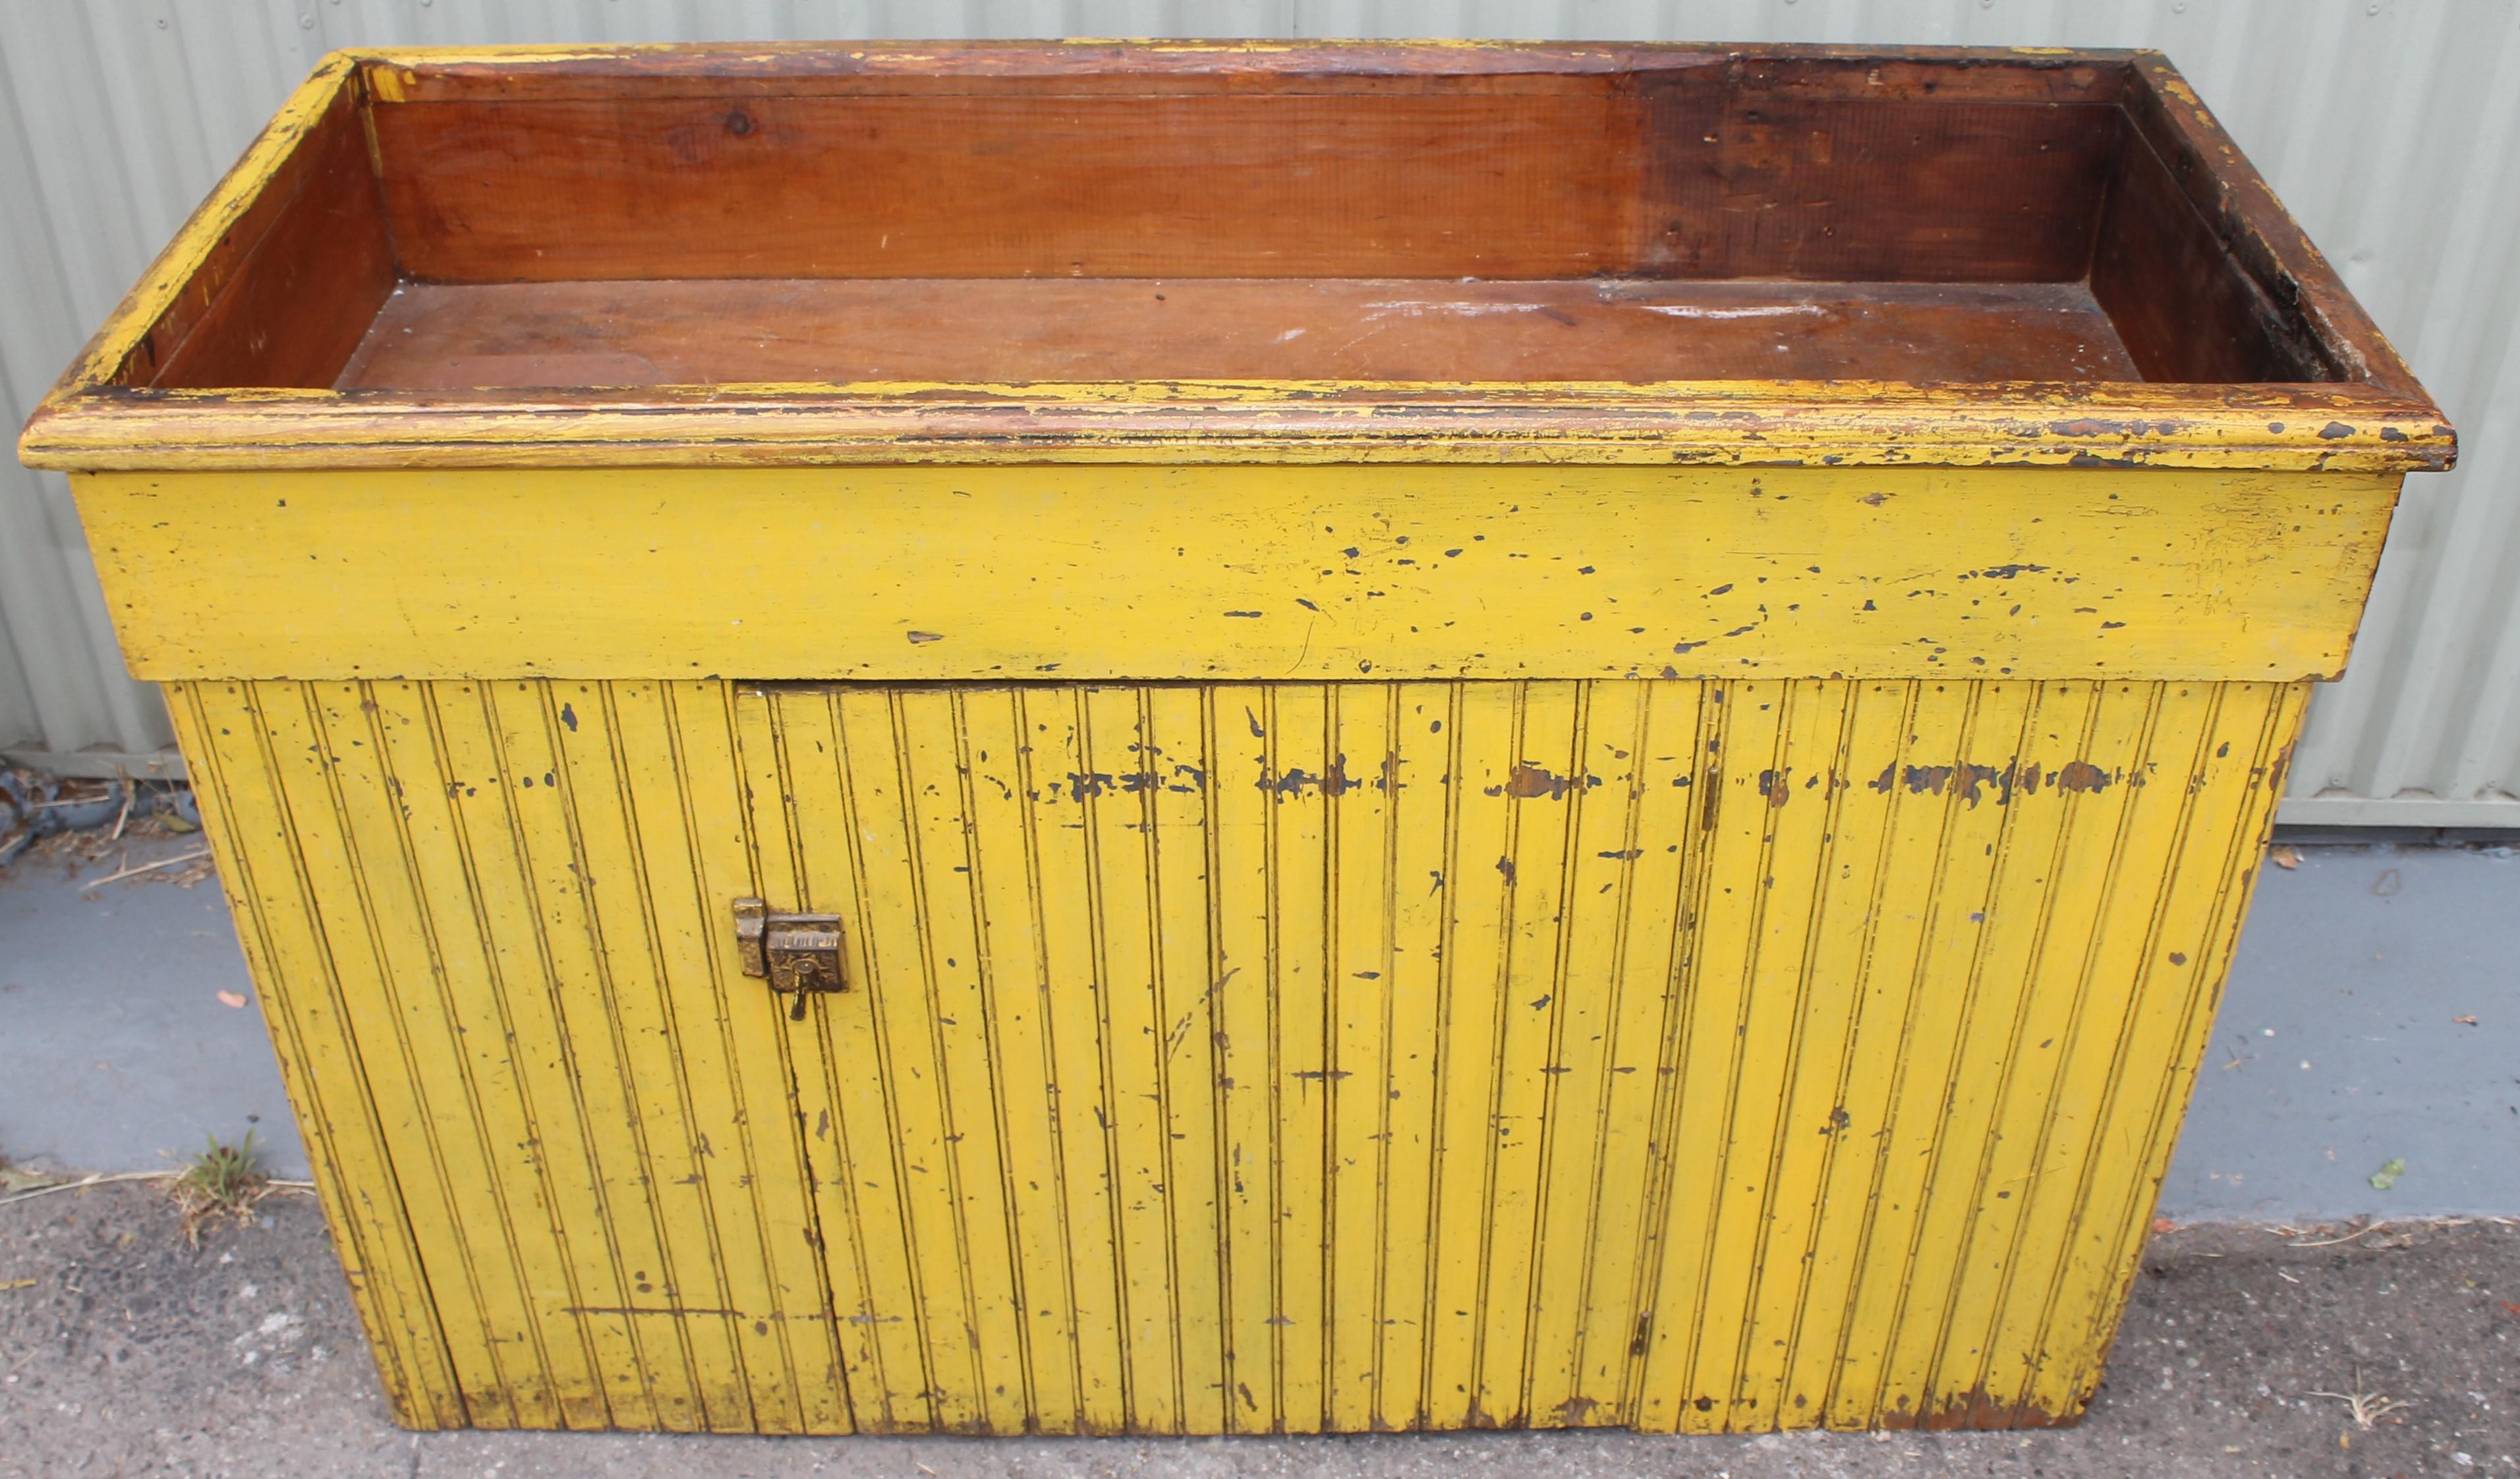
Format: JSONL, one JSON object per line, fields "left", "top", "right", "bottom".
{"left": 0, "top": 1184, "right": 2511, "bottom": 1478}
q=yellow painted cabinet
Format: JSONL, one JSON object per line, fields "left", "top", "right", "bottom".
{"left": 23, "top": 40, "right": 2451, "bottom": 1441}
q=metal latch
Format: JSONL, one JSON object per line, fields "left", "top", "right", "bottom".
{"left": 731, "top": 898, "right": 847, "bottom": 1019}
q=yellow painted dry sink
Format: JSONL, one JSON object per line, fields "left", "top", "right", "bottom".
{"left": 21, "top": 42, "right": 2451, "bottom": 1435}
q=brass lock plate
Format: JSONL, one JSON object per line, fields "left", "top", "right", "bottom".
{"left": 731, "top": 898, "right": 847, "bottom": 1016}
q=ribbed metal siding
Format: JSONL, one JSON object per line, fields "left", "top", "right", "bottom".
{"left": 4, "top": 0, "right": 2513, "bottom": 821}
{"left": 0, "top": 1, "right": 337, "bottom": 770}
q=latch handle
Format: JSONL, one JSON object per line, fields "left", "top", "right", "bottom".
{"left": 731, "top": 898, "right": 849, "bottom": 1019}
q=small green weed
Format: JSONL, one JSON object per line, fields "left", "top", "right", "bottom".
{"left": 172, "top": 1131, "right": 270, "bottom": 1245}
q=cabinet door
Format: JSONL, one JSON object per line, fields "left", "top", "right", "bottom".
{"left": 173, "top": 678, "right": 850, "bottom": 1434}
{"left": 735, "top": 679, "right": 1713, "bottom": 1436}
{"left": 741, "top": 683, "right": 1213, "bottom": 1436}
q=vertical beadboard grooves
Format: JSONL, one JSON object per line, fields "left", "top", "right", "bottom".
{"left": 1611, "top": 681, "right": 1698, "bottom": 1426}
{"left": 1622, "top": 681, "right": 1715, "bottom": 1430}
{"left": 617, "top": 685, "right": 744, "bottom": 1431}
{"left": 1820, "top": 678, "right": 1946, "bottom": 1428}
{"left": 1793, "top": 681, "right": 1911, "bottom": 1425}
{"left": 1141, "top": 689, "right": 1188, "bottom": 1430}
{"left": 885, "top": 691, "right": 974, "bottom": 1424}
{"left": 299, "top": 679, "right": 527, "bottom": 1425}
{"left": 1732, "top": 678, "right": 1835, "bottom": 1419}
{"left": 2046, "top": 682, "right": 2304, "bottom": 1412}
{"left": 797, "top": 689, "right": 907, "bottom": 1430}
{"left": 1256, "top": 685, "right": 1289, "bottom": 1432}
{"left": 165, "top": 683, "right": 457, "bottom": 1426}
{"left": 1405, "top": 680, "right": 1468, "bottom": 1431}
{"left": 676, "top": 685, "right": 759, "bottom": 1425}
{"left": 445, "top": 683, "right": 603, "bottom": 1420}
{"left": 2013, "top": 679, "right": 2198, "bottom": 1418}
{"left": 1874, "top": 678, "right": 2001, "bottom": 1427}
{"left": 737, "top": 686, "right": 842, "bottom": 1430}
{"left": 946, "top": 689, "right": 1034, "bottom": 1428}
{"left": 834, "top": 688, "right": 946, "bottom": 1430}
{"left": 1671, "top": 677, "right": 1748, "bottom": 1422}
{"left": 523, "top": 679, "right": 679, "bottom": 1431}
{"left": 1195, "top": 689, "right": 1239, "bottom": 1434}
{"left": 1081, "top": 689, "right": 1124, "bottom": 1428}
{"left": 1467, "top": 682, "right": 1524, "bottom": 1426}
{"left": 454, "top": 682, "right": 624, "bottom": 1423}
{"left": 2032, "top": 679, "right": 2213, "bottom": 1421}
{"left": 1518, "top": 682, "right": 1580, "bottom": 1423}
{"left": 551, "top": 680, "right": 715, "bottom": 1430}
{"left": 1541, "top": 682, "right": 1639, "bottom": 1426}
{"left": 1910, "top": 680, "right": 2053, "bottom": 1423}
{"left": 726, "top": 678, "right": 839, "bottom": 1432}
{"left": 1754, "top": 678, "right": 1862, "bottom": 1423}
{"left": 706, "top": 681, "right": 782, "bottom": 1429}
{"left": 166, "top": 675, "right": 2307, "bottom": 1435}
{"left": 1995, "top": 683, "right": 2129, "bottom": 1381}
{"left": 1362, "top": 683, "right": 1401, "bottom": 1430}
{"left": 381, "top": 682, "right": 579, "bottom": 1424}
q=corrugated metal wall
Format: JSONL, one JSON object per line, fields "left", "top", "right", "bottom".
{"left": 3, "top": 0, "right": 2513, "bottom": 822}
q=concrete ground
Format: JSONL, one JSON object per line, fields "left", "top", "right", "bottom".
{"left": 0, "top": 830, "right": 298, "bottom": 1184}
{"left": 2160, "top": 841, "right": 2520, "bottom": 1219}
{"left": 0, "top": 1182, "right": 2513, "bottom": 1478}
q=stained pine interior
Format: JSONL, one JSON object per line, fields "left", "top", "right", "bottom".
{"left": 126, "top": 51, "right": 2341, "bottom": 393}
{"left": 337, "top": 279, "right": 2146, "bottom": 386}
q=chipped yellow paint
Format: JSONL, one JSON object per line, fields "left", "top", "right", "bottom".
{"left": 18, "top": 44, "right": 2451, "bottom": 480}
{"left": 166, "top": 674, "right": 2303, "bottom": 1433}
{"left": 71, "top": 465, "right": 2397, "bottom": 685}
{"left": 36, "top": 55, "right": 355, "bottom": 397}
{"left": 20, "top": 381, "right": 2453, "bottom": 473}
{"left": 42, "top": 37, "right": 2413, "bottom": 1441}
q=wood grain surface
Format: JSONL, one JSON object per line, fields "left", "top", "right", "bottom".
{"left": 337, "top": 279, "right": 2145, "bottom": 388}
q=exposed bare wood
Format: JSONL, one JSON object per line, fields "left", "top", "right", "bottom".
{"left": 18, "top": 378, "right": 2453, "bottom": 473}
{"left": 16, "top": 42, "right": 2453, "bottom": 477}
{"left": 336, "top": 279, "right": 2144, "bottom": 389}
